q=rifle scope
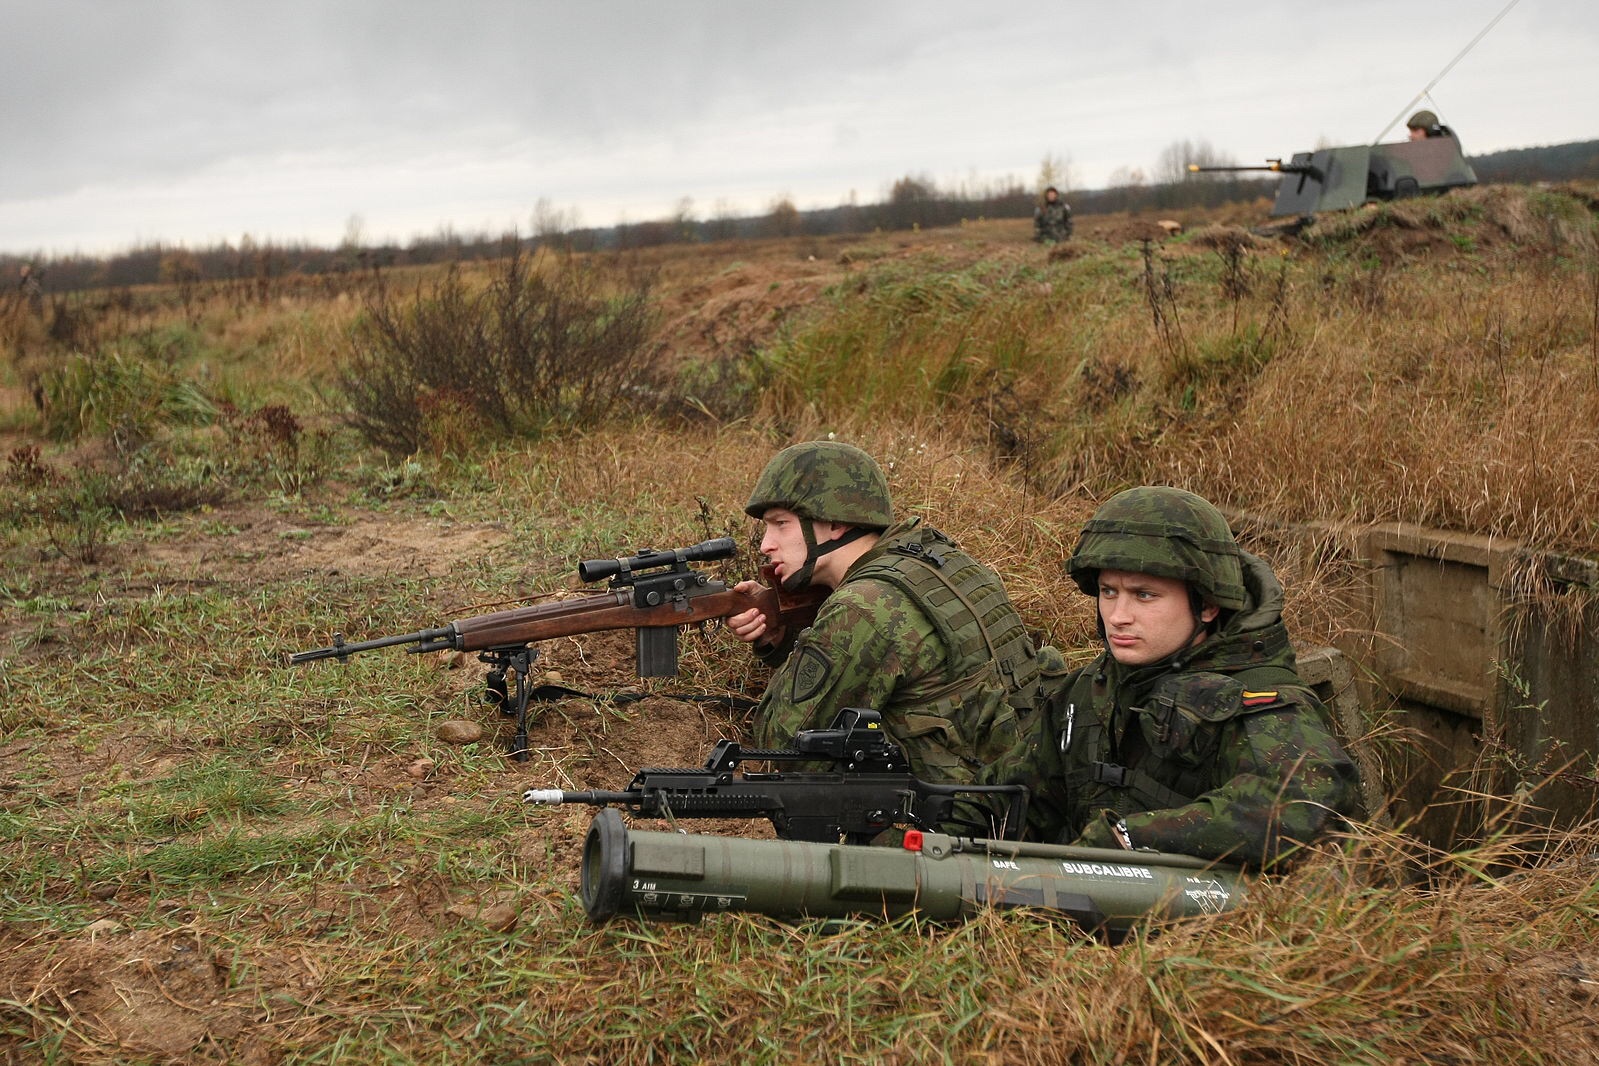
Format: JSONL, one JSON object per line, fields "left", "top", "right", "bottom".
{"left": 578, "top": 537, "right": 737, "bottom": 584}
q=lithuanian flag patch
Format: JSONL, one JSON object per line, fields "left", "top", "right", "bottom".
{"left": 1241, "top": 690, "right": 1280, "bottom": 707}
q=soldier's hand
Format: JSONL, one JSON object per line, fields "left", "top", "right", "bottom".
{"left": 727, "top": 581, "right": 772, "bottom": 645}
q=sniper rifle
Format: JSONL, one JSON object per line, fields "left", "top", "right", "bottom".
{"left": 289, "top": 537, "right": 825, "bottom": 759}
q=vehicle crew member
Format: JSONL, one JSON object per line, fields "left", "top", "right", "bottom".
{"left": 1406, "top": 109, "right": 1454, "bottom": 140}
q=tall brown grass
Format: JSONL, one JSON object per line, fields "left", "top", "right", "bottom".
{"left": 1, "top": 185, "right": 1596, "bottom": 1064}
{"left": 743, "top": 186, "right": 1599, "bottom": 563}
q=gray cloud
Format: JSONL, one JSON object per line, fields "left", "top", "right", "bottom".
{"left": 2, "top": 0, "right": 1594, "bottom": 254}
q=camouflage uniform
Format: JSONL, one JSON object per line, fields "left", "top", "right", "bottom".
{"left": 981, "top": 488, "right": 1361, "bottom": 869}
{"left": 1033, "top": 190, "right": 1073, "bottom": 243}
{"left": 746, "top": 443, "right": 1045, "bottom": 784}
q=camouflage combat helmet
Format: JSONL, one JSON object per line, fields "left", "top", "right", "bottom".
{"left": 744, "top": 442, "right": 894, "bottom": 528}
{"left": 746, "top": 441, "right": 893, "bottom": 592}
{"left": 1407, "top": 109, "right": 1439, "bottom": 131}
{"left": 1065, "top": 487, "right": 1247, "bottom": 610}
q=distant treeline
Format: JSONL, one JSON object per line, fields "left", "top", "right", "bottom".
{"left": 1467, "top": 139, "right": 1599, "bottom": 184}
{"left": 6, "top": 140, "right": 1595, "bottom": 295}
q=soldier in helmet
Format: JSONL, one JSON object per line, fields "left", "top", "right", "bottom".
{"left": 974, "top": 486, "right": 1360, "bottom": 868}
{"left": 726, "top": 441, "right": 1049, "bottom": 785}
{"left": 1033, "top": 186, "right": 1073, "bottom": 244}
{"left": 1406, "top": 109, "right": 1454, "bottom": 141}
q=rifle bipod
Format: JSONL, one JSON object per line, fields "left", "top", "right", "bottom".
{"left": 481, "top": 647, "right": 539, "bottom": 761}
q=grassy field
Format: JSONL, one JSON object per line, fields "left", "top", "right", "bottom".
{"left": 2, "top": 189, "right": 1597, "bottom": 1064}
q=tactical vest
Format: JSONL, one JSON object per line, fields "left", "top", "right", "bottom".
{"left": 846, "top": 522, "right": 1043, "bottom": 775}
{"left": 1055, "top": 625, "right": 1310, "bottom": 819}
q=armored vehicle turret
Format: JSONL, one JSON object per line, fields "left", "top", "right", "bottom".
{"left": 1190, "top": 129, "right": 1478, "bottom": 217}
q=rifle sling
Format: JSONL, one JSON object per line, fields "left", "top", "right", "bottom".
{"left": 527, "top": 683, "right": 758, "bottom": 714}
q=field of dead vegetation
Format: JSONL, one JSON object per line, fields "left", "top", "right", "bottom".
{"left": 1, "top": 187, "right": 1597, "bottom": 1064}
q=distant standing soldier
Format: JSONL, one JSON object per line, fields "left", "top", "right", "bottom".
{"left": 1033, "top": 186, "right": 1073, "bottom": 244}
{"left": 975, "top": 486, "right": 1361, "bottom": 868}
{"left": 726, "top": 441, "right": 1050, "bottom": 785}
{"left": 18, "top": 263, "right": 44, "bottom": 316}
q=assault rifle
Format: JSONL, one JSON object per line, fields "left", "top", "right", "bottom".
{"left": 580, "top": 808, "right": 1247, "bottom": 938}
{"left": 289, "top": 537, "right": 826, "bottom": 759}
{"left": 525, "top": 708, "right": 1031, "bottom": 844}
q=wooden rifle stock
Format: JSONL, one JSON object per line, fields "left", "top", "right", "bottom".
{"left": 448, "top": 572, "right": 824, "bottom": 651}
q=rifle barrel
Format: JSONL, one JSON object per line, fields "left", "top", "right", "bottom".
{"left": 288, "top": 625, "right": 457, "bottom": 664}
{"left": 1188, "top": 163, "right": 1283, "bottom": 173}
{"left": 524, "top": 789, "right": 638, "bottom": 806}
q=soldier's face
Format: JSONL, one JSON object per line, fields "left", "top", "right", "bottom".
{"left": 758, "top": 507, "right": 806, "bottom": 582}
{"left": 1409, "top": 126, "right": 1427, "bottom": 141}
{"left": 758, "top": 507, "right": 840, "bottom": 584}
{"left": 1097, "top": 570, "right": 1217, "bottom": 666}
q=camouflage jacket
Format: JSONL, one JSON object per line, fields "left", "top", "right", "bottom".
{"left": 752, "top": 518, "right": 1044, "bottom": 784}
{"left": 1033, "top": 200, "right": 1073, "bottom": 242}
{"left": 982, "top": 552, "right": 1361, "bottom": 868}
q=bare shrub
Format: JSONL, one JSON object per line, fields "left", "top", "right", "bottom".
{"left": 217, "top": 401, "right": 331, "bottom": 493}
{"left": 340, "top": 246, "right": 659, "bottom": 456}
{"left": 6, "top": 445, "right": 48, "bottom": 489}
{"left": 0, "top": 452, "right": 113, "bottom": 564}
{"left": 1138, "top": 238, "right": 1187, "bottom": 363}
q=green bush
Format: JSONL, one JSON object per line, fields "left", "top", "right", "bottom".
{"left": 39, "top": 349, "right": 218, "bottom": 453}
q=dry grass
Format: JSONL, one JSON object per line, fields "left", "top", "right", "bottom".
{"left": 2, "top": 186, "right": 1598, "bottom": 1063}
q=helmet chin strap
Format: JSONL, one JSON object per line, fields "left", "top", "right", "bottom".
{"left": 1164, "top": 614, "right": 1211, "bottom": 672}
{"left": 779, "top": 519, "right": 872, "bottom": 593}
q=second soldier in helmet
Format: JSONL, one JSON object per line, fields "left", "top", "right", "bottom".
{"left": 727, "top": 441, "right": 1050, "bottom": 786}
{"left": 976, "top": 486, "right": 1361, "bottom": 868}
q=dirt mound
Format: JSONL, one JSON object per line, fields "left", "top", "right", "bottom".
{"left": 1299, "top": 182, "right": 1599, "bottom": 262}
{"left": 1090, "top": 219, "right": 1179, "bottom": 246}
{"left": 655, "top": 261, "right": 840, "bottom": 364}
{"left": 3, "top": 926, "right": 272, "bottom": 1064}
{"left": 1188, "top": 224, "right": 1270, "bottom": 253}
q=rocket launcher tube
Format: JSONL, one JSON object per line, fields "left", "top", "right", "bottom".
{"left": 579, "top": 809, "right": 1246, "bottom": 937}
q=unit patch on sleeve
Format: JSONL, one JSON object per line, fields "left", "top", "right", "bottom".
{"left": 791, "top": 645, "right": 834, "bottom": 703}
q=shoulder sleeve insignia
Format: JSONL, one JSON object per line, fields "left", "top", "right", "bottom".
{"left": 1241, "top": 690, "right": 1281, "bottom": 707}
{"left": 791, "top": 645, "right": 834, "bottom": 703}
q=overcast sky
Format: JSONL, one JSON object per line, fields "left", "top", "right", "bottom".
{"left": 2, "top": 0, "right": 1593, "bottom": 257}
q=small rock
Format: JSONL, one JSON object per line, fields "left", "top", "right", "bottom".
{"left": 88, "top": 883, "right": 119, "bottom": 901}
{"left": 405, "top": 758, "right": 435, "bottom": 780}
{"left": 436, "top": 720, "right": 484, "bottom": 745}
{"left": 83, "top": 918, "right": 122, "bottom": 938}
{"left": 446, "top": 900, "right": 519, "bottom": 932}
